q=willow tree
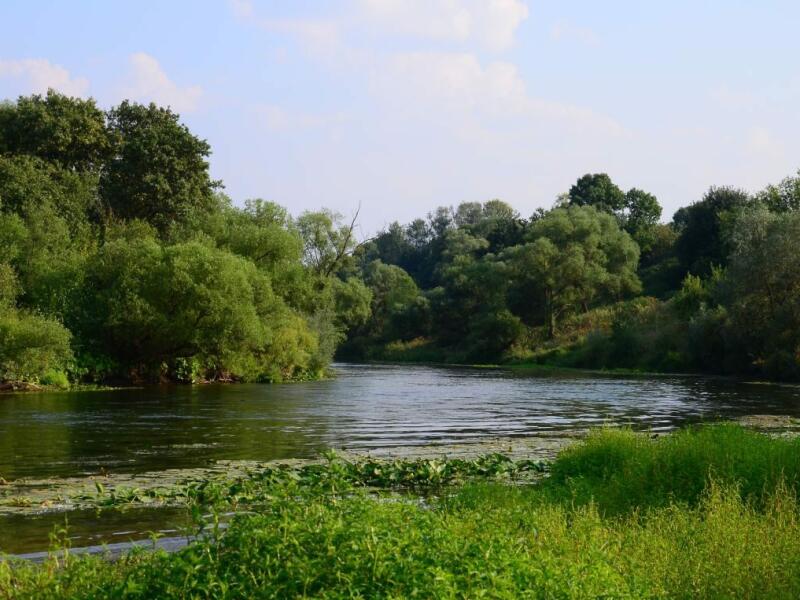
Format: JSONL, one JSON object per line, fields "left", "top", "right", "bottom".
{"left": 506, "top": 206, "right": 640, "bottom": 337}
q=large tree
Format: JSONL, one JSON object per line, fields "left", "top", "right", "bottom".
{"left": 100, "top": 101, "right": 218, "bottom": 234}
{"left": 673, "top": 186, "right": 751, "bottom": 277}
{"left": 723, "top": 207, "right": 800, "bottom": 378}
{"left": 568, "top": 173, "right": 627, "bottom": 213}
{"left": 76, "top": 236, "right": 317, "bottom": 382}
{"left": 0, "top": 90, "right": 109, "bottom": 171}
{"left": 506, "top": 206, "right": 640, "bottom": 337}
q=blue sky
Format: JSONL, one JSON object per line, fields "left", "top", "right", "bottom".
{"left": 1, "top": 1, "right": 799, "bottom": 234}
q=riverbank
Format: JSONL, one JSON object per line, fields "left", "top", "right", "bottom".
{"left": 4, "top": 423, "right": 800, "bottom": 598}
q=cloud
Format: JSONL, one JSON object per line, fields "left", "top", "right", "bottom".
{"left": 357, "top": 0, "right": 529, "bottom": 51}
{"left": 373, "top": 51, "right": 626, "bottom": 136}
{"left": 119, "top": 52, "right": 202, "bottom": 113}
{"left": 0, "top": 58, "right": 89, "bottom": 96}
{"left": 231, "top": 1, "right": 528, "bottom": 54}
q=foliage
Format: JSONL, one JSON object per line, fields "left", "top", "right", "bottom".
{"left": 100, "top": 101, "right": 218, "bottom": 235}
{"left": 75, "top": 237, "right": 315, "bottom": 382}
{"left": 6, "top": 426, "right": 800, "bottom": 598}
{"left": 673, "top": 185, "right": 752, "bottom": 277}
{"left": 547, "top": 424, "right": 800, "bottom": 514}
{"left": 568, "top": 172, "right": 627, "bottom": 212}
{"left": 0, "top": 92, "right": 359, "bottom": 387}
{"left": 4, "top": 88, "right": 800, "bottom": 383}
{"left": 0, "top": 309, "right": 72, "bottom": 383}
{"left": 507, "top": 206, "right": 640, "bottom": 337}
{"left": 0, "top": 89, "right": 109, "bottom": 170}
{"left": 722, "top": 207, "right": 800, "bottom": 378}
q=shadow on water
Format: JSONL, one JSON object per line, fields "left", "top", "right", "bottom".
{"left": 0, "top": 506, "right": 192, "bottom": 557}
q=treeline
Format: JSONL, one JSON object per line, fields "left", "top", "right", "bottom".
{"left": 0, "top": 91, "right": 371, "bottom": 386}
{"left": 2, "top": 91, "right": 799, "bottom": 387}
{"left": 342, "top": 173, "right": 800, "bottom": 380}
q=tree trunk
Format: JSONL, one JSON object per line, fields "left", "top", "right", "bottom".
{"left": 546, "top": 290, "right": 556, "bottom": 339}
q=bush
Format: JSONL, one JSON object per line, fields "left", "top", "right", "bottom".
{"left": 0, "top": 309, "right": 72, "bottom": 383}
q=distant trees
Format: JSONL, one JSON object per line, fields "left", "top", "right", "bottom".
{"left": 3, "top": 89, "right": 800, "bottom": 383}
{"left": 567, "top": 174, "right": 662, "bottom": 256}
{"left": 755, "top": 170, "right": 800, "bottom": 213}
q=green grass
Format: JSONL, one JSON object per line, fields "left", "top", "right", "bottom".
{"left": 4, "top": 425, "right": 800, "bottom": 598}
{"left": 545, "top": 423, "right": 800, "bottom": 515}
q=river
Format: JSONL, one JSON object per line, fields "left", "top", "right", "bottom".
{"left": 2, "top": 363, "right": 800, "bottom": 555}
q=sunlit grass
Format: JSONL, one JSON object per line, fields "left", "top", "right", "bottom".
{"left": 3, "top": 424, "right": 800, "bottom": 598}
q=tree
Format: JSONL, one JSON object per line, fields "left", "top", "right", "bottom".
{"left": 506, "top": 206, "right": 640, "bottom": 337}
{"left": 623, "top": 187, "right": 662, "bottom": 253}
{"left": 673, "top": 186, "right": 751, "bottom": 277}
{"left": 722, "top": 207, "right": 800, "bottom": 378}
{"left": 568, "top": 173, "right": 627, "bottom": 213}
{"left": 0, "top": 155, "right": 100, "bottom": 231}
{"left": 756, "top": 170, "right": 800, "bottom": 213}
{"left": 363, "top": 261, "right": 423, "bottom": 341}
{"left": 296, "top": 209, "right": 359, "bottom": 278}
{"left": 76, "top": 238, "right": 317, "bottom": 382}
{"left": 0, "top": 309, "right": 72, "bottom": 384}
{"left": 0, "top": 90, "right": 109, "bottom": 171}
{"left": 100, "top": 101, "right": 218, "bottom": 234}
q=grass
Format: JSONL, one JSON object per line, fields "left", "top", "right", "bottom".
{"left": 3, "top": 424, "right": 800, "bottom": 598}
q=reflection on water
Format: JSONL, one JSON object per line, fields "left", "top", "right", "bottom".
{"left": 0, "top": 507, "right": 193, "bottom": 556}
{"left": 2, "top": 363, "right": 800, "bottom": 480}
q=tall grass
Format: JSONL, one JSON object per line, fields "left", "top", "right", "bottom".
{"left": 546, "top": 423, "right": 800, "bottom": 514}
{"left": 3, "top": 424, "right": 800, "bottom": 598}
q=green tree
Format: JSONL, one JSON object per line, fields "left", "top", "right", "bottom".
{"left": 722, "top": 207, "right": 800, "bottom": 378}
{"left": 756, "top": 170, "right": 800, "bottom": 213}
{"left": 568, "top": 173, "right": 627, "bottom": 213}
{"left": 296, "top": 209, "right": 359, "bottom": 278}
{"left": 623, "top": 187, "right": 662, "bottom": 252}
{"left": 506, "top": 206, "right": 640, "bottom": 337}
{"left": 0, "top": 310, "right": 73, "bottom": 384}
{"left": 0, "top": 155, "right": 100, "bottom": 231}
{"left": 673, "top": 186, "right": 751, "bottom": 277}
{"left": 0, "top": 90, "right": 109, "bottom": 170}
{"left": 100, "top": 101, "right": 218, "bottom": 234}
{"left": 362, "top": 261, "right": 423, "bottom": 341}
{"left": 77, "top": 237, "right": 316, "bottom": 382}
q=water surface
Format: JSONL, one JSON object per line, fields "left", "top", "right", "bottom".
{"left": 3, "top": 363, "right": 800, "bottom": 481}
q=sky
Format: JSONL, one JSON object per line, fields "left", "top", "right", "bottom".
{"left": 1, "top": 1, "right": 799, "bottom": 235}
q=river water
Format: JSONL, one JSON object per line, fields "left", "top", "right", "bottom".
{"left": 2, "top": 363, "right": 800, "bottom": 554}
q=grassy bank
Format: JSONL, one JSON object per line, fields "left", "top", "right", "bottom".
{"left": 4, "top": 425, "right": 800, "bottom": 598}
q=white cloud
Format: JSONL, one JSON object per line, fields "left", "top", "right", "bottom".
{"left": 380, "top": 52, "right": 526, "bottom": 113}
{"left": 119, "top": 53, "right": 202, "bottom": 113}
{"left": 373, "top": 51, "right": 626, "bottom": 137}
{"left": 357, "top": 0, "right": 529, "bottom": 51}
{"left": 0, "top": 58, "right": 89, "bottom": 96}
